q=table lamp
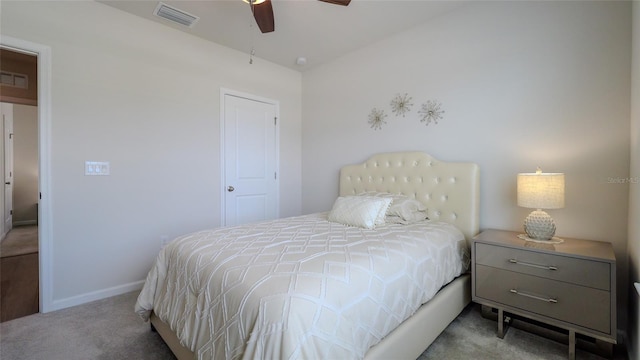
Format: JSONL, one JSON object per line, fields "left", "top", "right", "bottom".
{"left": 517, "top": 168, "right": 565, "bottom": 241}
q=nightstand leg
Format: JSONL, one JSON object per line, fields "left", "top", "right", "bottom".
{"left": 568, "top": 330, "right": 576, "bottom": 360}
{"left": 497, "top": 308, "right": 511, "bottom": 339}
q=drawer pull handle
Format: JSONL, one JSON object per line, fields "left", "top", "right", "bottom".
{"left": 510, "top": 289, "right": 558, "bottom": 304}
{"left": 509, "top": 259, "right": 557, "bottom": 271}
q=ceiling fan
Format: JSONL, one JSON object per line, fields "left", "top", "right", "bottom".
{"left": 247, "top": 0, "right": 351, "bottom": 33}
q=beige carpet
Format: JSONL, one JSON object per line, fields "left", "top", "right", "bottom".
{"left": 0, "top": 291, "right": 628, "bottom": 360}
{"left": 0, "top": 225, "right": 38, "bottom": 258}
{"left": 0, "top": 291, "right": 175, "bottom": 360}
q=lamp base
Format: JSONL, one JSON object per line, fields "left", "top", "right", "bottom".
{"left": 517, "top": 234, "right": 564, "bottom": 244}
{"left": 523, "top": 209, "right": 556, "bottom": 241}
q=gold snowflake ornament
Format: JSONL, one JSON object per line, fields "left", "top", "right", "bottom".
{"left": 368, "top": 108, "right": 388, "bottom": 130}
{"left": 390, "top": 93, "right": 413, "bottom": 117}
{"left": 419, "top": 100, "right": 444, "bottom": 125}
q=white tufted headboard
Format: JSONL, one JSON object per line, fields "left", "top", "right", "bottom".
{"left": 339, "top": 152, "right": 480, "bottom": 241}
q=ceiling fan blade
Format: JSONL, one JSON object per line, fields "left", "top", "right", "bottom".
{"left": 252, "top": 0, "right": 275, "bottom": 33}
{"left": 318, "top": 0, "right": 351, "bottom": 5}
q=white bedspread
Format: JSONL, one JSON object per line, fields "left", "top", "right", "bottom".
{"left": 135, "top": 212, "right": 469, "bottom": 360}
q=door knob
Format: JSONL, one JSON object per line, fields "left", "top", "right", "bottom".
{"left": 227, "top": 186, "right": 235, "bottom": 192}
{"left": 4, "top": 182, "right": 10, "bottom": 185}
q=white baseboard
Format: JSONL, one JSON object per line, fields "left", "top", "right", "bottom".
{"left": 49, "top": 280, "right": 145, "bottom": 312}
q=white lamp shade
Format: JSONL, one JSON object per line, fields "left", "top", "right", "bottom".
{"left": 517, "top": 172, "right": 565, "bottom": 209}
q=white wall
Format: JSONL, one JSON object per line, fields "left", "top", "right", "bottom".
{"left": 13, "top": 104, "right": 38, "bottom": 225}
{"left": 1, "top": 1, "right": 302, "bottom": 308}
{"left": 627, "top": 2, "right": 640, "bottom": 359}
{"left": 302, "top": 1, "right": 631, "bottom": 332}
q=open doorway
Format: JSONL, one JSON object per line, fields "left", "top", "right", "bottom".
{"left": 0, "top": 48, "right": 39, "bottom": 321}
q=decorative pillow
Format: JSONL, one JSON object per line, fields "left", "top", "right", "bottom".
{"left": 328, "top": 196, "right": 392, "bottom": 229}
{"left": 359, "top": 191, "right": 428, "bottom": 224}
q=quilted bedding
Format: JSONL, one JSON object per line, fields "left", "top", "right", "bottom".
{"left": 135, "top": 212, "right": 469, "bottom": 360}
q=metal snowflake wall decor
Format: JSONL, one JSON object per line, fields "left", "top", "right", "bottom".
{"left": 368, "top": 108, "right": 388, "bottom": 130}
{"left": 390, "top": 93, "right": 413, "bottom": 117}
{"left": 418, "top": 100, "right": 444, "bottom": 126}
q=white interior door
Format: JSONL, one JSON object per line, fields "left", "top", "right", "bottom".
{"left": 223, "top": 92, "right": 278, "bottom": 226}
{"left": 2, "top": 103, "right": 14, "bottom": 234}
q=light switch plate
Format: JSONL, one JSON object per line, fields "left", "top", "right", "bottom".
{"left": 85, "top": 161, "right": 110, "bottom": 176}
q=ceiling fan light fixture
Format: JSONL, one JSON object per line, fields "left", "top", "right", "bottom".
{"left": 243, "top": 0, "right": 267, "bottom": 5}
{"left": 248, "top": 0, "right": 348, "bottom": 34}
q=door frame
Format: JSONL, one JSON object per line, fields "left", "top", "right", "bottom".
{"left": 3, "top": 106, "right": 14, "bottom": 236}
{"left": 0, "top": 36, "right": 53, "bottom": 313}
{"left": 219, "top": 88, "right": 280, "bottom": 226}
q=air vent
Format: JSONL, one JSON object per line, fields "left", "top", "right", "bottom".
{"left": 153, "top": 2, "right": 199, "bottom": 28}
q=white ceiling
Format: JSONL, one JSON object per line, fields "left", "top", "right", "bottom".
{"left": 98, "top": 0, "right": 467, "bottom": 71}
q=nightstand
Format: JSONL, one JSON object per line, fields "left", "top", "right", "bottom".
{"left": 471, "top": 229, "right": 616, "bottom": 359}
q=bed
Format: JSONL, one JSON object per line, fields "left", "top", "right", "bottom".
{"left": 135, "top": 151, "right": 480, "bottom": 359}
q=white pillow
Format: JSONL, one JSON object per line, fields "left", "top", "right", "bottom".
{"left": 359, "top": 191, "right": 428, "bottom": 224}
{"left": 328, "top": 196, "right": 392, "bottom": 229}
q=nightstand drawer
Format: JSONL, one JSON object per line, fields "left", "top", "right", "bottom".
{"left": 475, "top": 243, "right": 610, "bottom": 291}
{"left": 475, "top": 264, "right": 611, "bottom": 334}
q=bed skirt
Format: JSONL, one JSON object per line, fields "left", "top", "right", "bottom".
{"left": 150, "top": 273, "right": 471, "bottom": 360}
